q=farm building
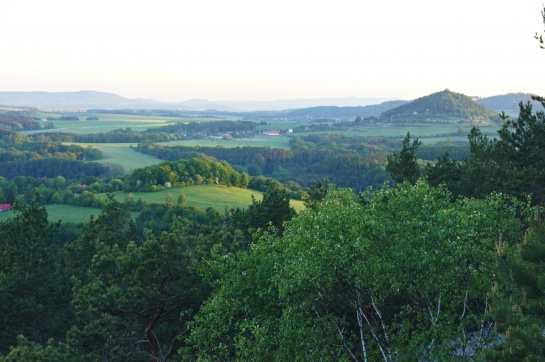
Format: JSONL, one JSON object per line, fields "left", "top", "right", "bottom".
{"left": 0, "top": 204, "right": 12, "bottom": 212}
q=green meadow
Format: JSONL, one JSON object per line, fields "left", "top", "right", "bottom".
{"left": 28, "top": 112, "right": 236, "bottom": 135}
{"left": 64, "top": 142, "right": 163, "bottom": 173}
{"left": 166, "top": 136, "right": 291, "bottom": 149}
{"left": 113, "top": 184, "right": 306, "bottom": 212}
{"left": 31, "top": 117, "right": 178, "bottom": 135}
{"left": 0, "top": 185, "right": 305, "bottom": 224}
{"left": 0, "top": 204, "right": 107, "bottom": 224}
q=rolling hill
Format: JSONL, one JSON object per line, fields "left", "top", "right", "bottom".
{"left": 476, "top": 92, "right": 544, "bottom": 115}
{"left": 280, "top": 100, "right": 409, "bottom": 120}
{"left": 0, "top": 91, "right": 396, "bottom": 112}
{"left": 379, "top": 89, "right": 502, "bottom": 124}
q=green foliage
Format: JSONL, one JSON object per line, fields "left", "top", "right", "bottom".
{"left": 426, "top": 100, "right": 545, "bottom": 205}
{"left": 483, "top": 213, "right": 545, "bottom": 360}
{"left": 0, "top": 158, "right": 111, "bottom": 180}
{"left": 0, "top": 113, "right": 41, "bottom": 132}
{"left": 424, "top": 152, "right": 466, "bottom": 196}
{"left": 177, "top": 192, "right": 187, "bottom": 207}
{"left": 231, "top": 185, "right": 296, "bottom": 238}
{"left": 137, "top": 137, "right": 392, "bottom": 192}
{"left": 0, "top": 336, "right": 75, "bottom": 362}
{"left": 386, "top": 132, "right": 421, "bottom": 184}
{"left": 0, "top": 196, "right": 72, "bottom": 353}
{"left": 68, "top": 219, "right": 208, "bottom": 360}
{"left": 188, "top": 181, "right": 523, "bottom": 360}
{"left": 124, "top": 158, "right": 248, "bottom": 192}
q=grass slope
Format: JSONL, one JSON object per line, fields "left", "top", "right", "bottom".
{"left": 115, "top": 184, "right": 306, "bottom": 212}
{"left": 0, "top": 185, "right": 305, "bottom": 224}
{"left": 166, "top": 137, "right": 291, "bottom": 149}
{"left": 0, "top": 204, "right": 108, "bottom": 224}
{"left": 64, "top": 142, "right": 164, "bottom": 174}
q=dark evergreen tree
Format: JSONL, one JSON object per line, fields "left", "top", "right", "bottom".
{"left": 386, "top": 132, "right": 421, "bottom": 184}
{"left": 232, "top": 186, "right": 296, "bottom": 237}
{"left": 484, "top": 212, "right": 545, "bottom": 360}
{"left": 0, "top": 195, "right": 72, "bottom": 353}
{"left": 423, "top": 101, "right": 545, "bottom": 204}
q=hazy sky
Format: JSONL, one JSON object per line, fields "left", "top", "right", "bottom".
{"left": 2, "top": 1, "right": 544, "bottom": 102}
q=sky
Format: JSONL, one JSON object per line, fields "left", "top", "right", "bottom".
{"left": 1, "top": 0, "right": 544, "bottom": 102}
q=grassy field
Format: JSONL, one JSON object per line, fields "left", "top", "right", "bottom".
{"left": 66, "top": 138, "right": 290, "bottom": 175}
{"left": 0, "top": 185, "right": 305, "bottom": 224}
{"left": 0, "top": 204, "right": 108, "bottom": 224}
{"left": 30, "top": 118, "right": 178, "bottom": 134}
{"left": 28, "top": 112, "right": 234, "bottom": 135}
{"left": 166, "top": 136, "right": 291, "bottom": 149}
{"left": 113, "top": 184, "right": 306, "bottom": 212}
{"left": 64, "top": 142, "right": 164, "bottom": 173}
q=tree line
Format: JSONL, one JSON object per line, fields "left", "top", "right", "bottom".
{"left": 136, "top": 134, "right": 396, "bottom": 192}
{"left": 388, "top": 100, "right": 545, "bottom": 205}
{"left": 0, "top": 113, "right": 41, "bottom": 132}
{"left": 0, "top": 183, "right": 299, "bottom": 360}
{"left": 123, "top": 158, "right": 249, "bottom": 192}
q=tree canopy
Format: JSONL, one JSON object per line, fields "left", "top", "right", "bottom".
{"left": 188, "top": 181, "right": 523, "bottom": 360}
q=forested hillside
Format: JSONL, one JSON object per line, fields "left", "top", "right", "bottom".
{"left": 380, "top": 89, "right": 501, "bottom": 124}
{"left": 280, "top": 100, "right": 409, "bottom": 120}
{"left": 136, "top": 134, "right": 394, "bottom": 191}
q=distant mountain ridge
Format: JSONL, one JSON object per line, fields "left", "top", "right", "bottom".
{"left": 476, "top": 92, "right": 544, "bottom": 114}
{"left": 282, "top": 100, "right": 409, "bottom": 120}
{"left": 0, "top": 91, "right": 161, "bottom": 110}
{"left": 1, "top": 90, "right": 541, "bottom": 118}
{"left": 380, "top": 89, "right": 501, "bottom": 124}
{"left": 0, "top": 91, "right": 396, "bottom": 112}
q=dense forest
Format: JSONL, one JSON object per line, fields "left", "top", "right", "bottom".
{"left": 0, "top": 92, "right": 543, "bottom": 360}
{"left": 1, "top": 30, "right": 545, "bottom": 359}
{"left": 0, "top": 113, "right": 41, "bottom": 132}
{"left": 123, "top": 158, "right": 249, "bottom": 191}
{"left": 136, "top": 135, "right": 394, "bottom": 191}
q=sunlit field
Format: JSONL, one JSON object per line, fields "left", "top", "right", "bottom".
{"left": 112, "top": 184, "right": 306, "bottom": 212}
{"left": 0, "top": 185, "right": 305, "bottom": 224}
{"left": 0, "top": 204, "right": 120, "bottom": 224}
{"left": 63, "top": 142, "right": 163, "bottom": 173}
{"left": 166, "top": 136, "right": 291, "bottom": 149}
{"left": 25, "top": 112, "right": 235, "bottom": 135}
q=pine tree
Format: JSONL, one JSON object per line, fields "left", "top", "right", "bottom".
{"left": 0, "top": 195, "right": 72, "bottom": 353}
{"left": 386, "top": 132, "right": 421, "bottom": 184}
{"left": 484, "top": 211, "right": 545, "bottom": 360}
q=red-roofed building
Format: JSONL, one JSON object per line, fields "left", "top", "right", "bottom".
{"left": 0, "top": 204, "right": 12, "bottom": 212}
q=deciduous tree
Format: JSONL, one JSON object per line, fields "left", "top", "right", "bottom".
{"left": 188, "top": 182, "right": 523, "bottom": 360}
